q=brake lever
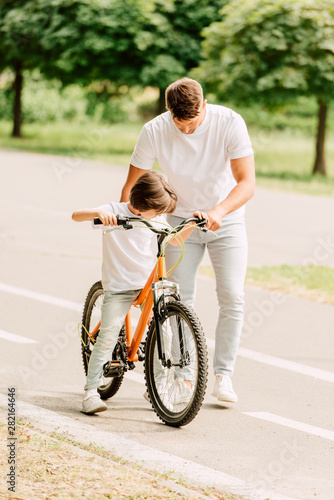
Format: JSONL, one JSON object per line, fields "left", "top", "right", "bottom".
{"left": 197, "top": 219, "right": 218, "bottom": 238}
{"left": 197, "top": 219, "right": 208, "bottom": 232}
{"left": 116, "top": 214, "right": 133, "bottom": 230}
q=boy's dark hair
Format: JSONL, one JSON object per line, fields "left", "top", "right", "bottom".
{"left": 130, "top": 171, "right": 177, "bottom": 214}
{"left": 165, "top": 77, "right": 203, "bottom": 121}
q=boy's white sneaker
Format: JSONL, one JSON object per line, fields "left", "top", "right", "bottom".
{"left": 212, "top": 374, "right": 238, "bottom": 403}
{"left": 81, "top": 389, "right": 107, "bottom": 414}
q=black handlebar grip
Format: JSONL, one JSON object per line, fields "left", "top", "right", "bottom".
{"left": 93, "top": 218, "right": 103, "bottom": 225}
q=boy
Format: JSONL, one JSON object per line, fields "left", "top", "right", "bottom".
{"left": 73, "top": 172, "right": 202, "bottom": 414}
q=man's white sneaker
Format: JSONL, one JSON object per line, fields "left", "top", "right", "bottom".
{"left": 212, "top": 374, "right": 238, "bottom": 403}
{"left": 81, "top": 391, "right": 108, "bottom": 414}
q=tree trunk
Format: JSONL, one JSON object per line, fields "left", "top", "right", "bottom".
{"left": 12, "top": 62, "right": 23, "bottom": 138}
{"left": 157, "top": 88, "right": 166, "bottom": 115}
{"left": 312, "top": 99, "right": 328, "bottom": 176}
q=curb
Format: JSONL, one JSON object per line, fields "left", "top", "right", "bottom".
{"left": 0, "top": 394, "right": 298, "bottom": 500}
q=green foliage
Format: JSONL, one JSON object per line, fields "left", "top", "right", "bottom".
{"left": 22, "top": 72, "right": 87, "bottom": 123}
{"left": 0, "top": 70, "right": 87, "bottom": 123}
{"left": 0, "top": 0, "right": 56, "bottom": 72}
{"left": 196, "top": 0, "right": 334, "bottom": 107}
{"left": 0, "top": 70, "right": 136, "bottom": 124}
{"left": 139, "top": 0, "right": 226, "bottom": 90}
{"left": 40, "top": 0, "right": 154, "bottom": 86}
{"left": 84, "top": 82, "right": 132, "bottom": 123}
{"left": 226, "top": 97, "right": 326, "bottom": 133}
{"left": 0, "top": 0, "right": 159, "bottom": 132}
{"left": 140, "top": 55, "right": 185, "bottom": 90}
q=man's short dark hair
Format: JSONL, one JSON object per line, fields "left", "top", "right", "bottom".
{"left": 165, "top": 78, "right": 203, "bottom": 121}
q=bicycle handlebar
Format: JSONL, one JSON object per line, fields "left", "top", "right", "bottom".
{"left": 93, "top": 215, "right": 208, "bottom": 235}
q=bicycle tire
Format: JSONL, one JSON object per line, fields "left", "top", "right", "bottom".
{"left": 144, "top": 300, "right": 208, "bottom": 427}
{"left": 81, "top": 281, "right": 125, "bottom": 400}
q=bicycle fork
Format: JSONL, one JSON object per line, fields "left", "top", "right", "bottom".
{"left": 152, "top": 281, "right": 190, "bottom": 369}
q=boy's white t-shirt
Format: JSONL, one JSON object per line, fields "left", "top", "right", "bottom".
{"left": 93, "top": 202, "right": 166, "bottom": 292}
{"left": 130, "top": 104, "right": 253, "bottom": 220}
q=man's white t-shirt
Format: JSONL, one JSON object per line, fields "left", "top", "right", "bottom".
{"left": 130, "top": 104, "right": 253, "bottom": 220}
{"left": 93, "top": 202, "right": 166, "bottom": 292}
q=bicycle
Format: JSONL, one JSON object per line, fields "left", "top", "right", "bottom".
{"left": 80, "top": 215, "right": 209, "bottom": 427}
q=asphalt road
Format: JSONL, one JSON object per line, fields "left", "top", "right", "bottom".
{"left": 1, "top": 149, "right": 334, "bottom": 499}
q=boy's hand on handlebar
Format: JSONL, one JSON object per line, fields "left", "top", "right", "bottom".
{"left": 193, "top": 211, "right": 208, "bottom": 223}
{"left": 96, "top": 210, "right": 117, "bottom": 227}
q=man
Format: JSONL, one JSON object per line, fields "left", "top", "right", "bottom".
{"left": 120, "top": 77, "right": 255, "bottom": 403}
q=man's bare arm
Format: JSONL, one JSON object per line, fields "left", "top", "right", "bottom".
{"left": 206, "top": 155, "right": 255, "bottom": 231}
{"left": 120, "top": 164, "right": 150, "bottom": 202}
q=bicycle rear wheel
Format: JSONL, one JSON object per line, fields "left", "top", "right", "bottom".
{"left": 144, "top": 300, "right": 208, "bottom": 427}
{"left": 81, "top": 281, "right": 125, "bottom": 400}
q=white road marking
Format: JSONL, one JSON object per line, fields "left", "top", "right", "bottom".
{"left": 206, "top": 338, "right": 334, "bottom": 383}
{"left": 238, "top": 346, "right": 334, "bottom": 383}
{"left": 0, "top": 329, "right": 38, "bottom": 344}
{"left": 244, "top": 412, "right": 334, "bottom": 442}
{"left": 0, "top": 282, "right": 82, "bottom": 312}
{"left": 0, "top": 394, "right": 298, "bottom": 500}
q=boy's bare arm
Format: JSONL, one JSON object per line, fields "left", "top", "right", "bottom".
{"left": 168, "top": 211, "right": 207, "bottom": 247}
{"left": 72, "top": 209, "right": 117, "bottom": 226}
{"left": 168, "top": 223, "right": 195, "bottom": 247}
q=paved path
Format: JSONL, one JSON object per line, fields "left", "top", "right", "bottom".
{"left": 245, "top": 185, "right": 334, "bottom": 267}
{"left": 1, "top": 149, "right": 334, "bottom": 499}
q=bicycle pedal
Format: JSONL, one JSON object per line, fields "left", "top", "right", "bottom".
{"left": 103, "top": 361, "right": 123, "bottom": 377}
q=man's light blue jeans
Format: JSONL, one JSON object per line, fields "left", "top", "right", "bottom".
{"left": 84, "top": 289, "right": 141, "bottom": 390}
{"left": 165, "top": 214, "right": 248, "bottom": 376}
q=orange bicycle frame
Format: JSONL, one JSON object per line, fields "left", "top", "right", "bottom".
{"left": 126, "top": 254, "right": 166, "bottom": 362}
{"left": 89, "top": 254, "right": 166, "bottom": 362}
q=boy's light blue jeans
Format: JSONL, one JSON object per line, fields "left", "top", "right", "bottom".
{"left": 84, "top": 289, "right": 141, "bottom": 390}
{"left": 165, "top": 214, "right": 248, "bottom": 376}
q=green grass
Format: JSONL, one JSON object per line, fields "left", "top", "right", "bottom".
{"left": 251, "top": 128, "right": 334, "bottom": 196}
{"left": 1, "top": 119, "right": 334, "bottom": 196}
{"left": 200, "top": 264, "right": 334, "bottom": 304}
{"left": 0, "top": 119, "right": 142, "bottom": 166}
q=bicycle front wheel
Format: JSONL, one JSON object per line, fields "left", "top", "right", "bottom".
{"left": 145, "top": 300, "right": 208, "bottom": 427}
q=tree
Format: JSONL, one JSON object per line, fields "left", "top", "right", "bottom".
{"left": 139, "top": 0, "right": 225, "bottom": 114}
{"left": 0, "top": 0, "right": 155, "bottom": 136}
{"left": 40, "top": 0, "right": 153, "bottom": 85}
{"left": 196, "top": 0, "right": 334, "bottom": 175}
{"left": 0, "top": 0, "right": 57, "bottom": 137}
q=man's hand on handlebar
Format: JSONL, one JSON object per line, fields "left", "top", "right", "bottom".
{"left": 204, "top": 207, "right": 224, "bottom": 231}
